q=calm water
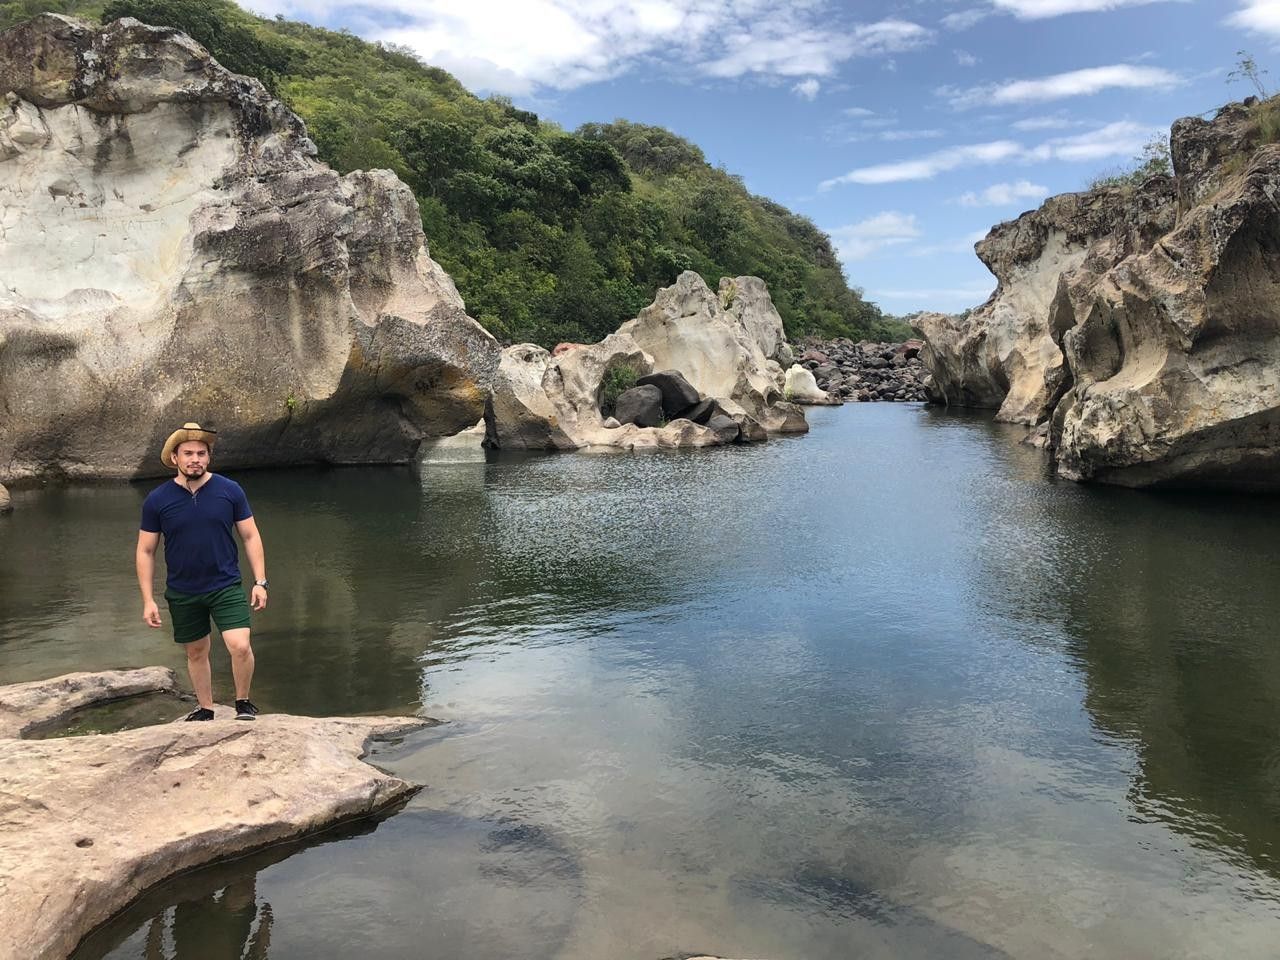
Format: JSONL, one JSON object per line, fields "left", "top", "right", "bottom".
{"left": 4, "top": 405, "right": 1280, "bottom": 960}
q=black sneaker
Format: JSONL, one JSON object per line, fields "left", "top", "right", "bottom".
{"left": 184, "top": 707, "right": 214, "bottom": 722}
{"left": 234, "top": 699, "right": 259, "bottom": 721}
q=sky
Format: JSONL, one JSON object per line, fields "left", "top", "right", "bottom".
{"left": 244, "top": 0, "right": 1280, "bottom": 315}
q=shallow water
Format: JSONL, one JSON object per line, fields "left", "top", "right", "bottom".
{"left": 4, "top": 405, "right": 1280, "bottom": 959}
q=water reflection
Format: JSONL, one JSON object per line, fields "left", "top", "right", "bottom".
{"left": 8, "top": 406, "right": 1280, "bottom": 959}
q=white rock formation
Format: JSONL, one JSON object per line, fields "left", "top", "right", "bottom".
{"left": 485, "top": 274, "right": 809, "bottom": 450}
{"left": 618, "top": 272, "right": 784, "bottom": 420}
{"left": 0, "top": 668, "right": 426, "bottom": 960}
{"left": 783, "top": 365, "right": 835, "bottom": 405}
{"left": 0, "top": 15, "right": 499, "bottom": 482}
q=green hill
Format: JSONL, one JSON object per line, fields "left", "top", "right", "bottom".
{"left": 1, "top": 0, "right": 905, "bottom": 344}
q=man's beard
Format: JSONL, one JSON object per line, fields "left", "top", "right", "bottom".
{"left": 181, "top": 464, "right": 205, "bottom": 478}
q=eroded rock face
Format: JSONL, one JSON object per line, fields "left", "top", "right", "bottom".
{"left": 1054, "top": 141, "right": 1280, "bottom": 489}
{"left": 0, "top": 15, "right": 499, "bottom": 482}
{"left": 919, "top": 180, "right": 1176, "bottom": 425}
{"left": 922, "top": 96, "right": 1280, "bottom": 489}
{"left": 0, "top": 668, "right": 426, "bottom": 960}
{"left": 618, "top": 272, "right": 785, "bottom": 420}
{"left": 485, "top": 273, "right": 807, "bottom": 450}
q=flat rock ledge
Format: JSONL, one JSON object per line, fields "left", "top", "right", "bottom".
{"left": 0, "top": 669, "right": 426, "bottom": 960}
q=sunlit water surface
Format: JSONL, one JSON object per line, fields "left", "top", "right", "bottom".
{"left": 3, "top": 405, "right": 1280, "bottom": 960}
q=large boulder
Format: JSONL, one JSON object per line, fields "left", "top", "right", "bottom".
{"left": 0, "top": 668, "right": 426, "bottom": 960}
{"left": 617, "top": 272, "right": 785, "bottom": 420}
{"left": 485, "top": 274, "right": 808, "bottom": 449}
{"left": 921, "top": 95, "right": 1280, "bottom": 489}
{"left": 719, "top": 275, "right": 787, "bottom": 363}
{"left": 784, "top": 365, "right": 836, "bottom": 405}
{"left": 1054, "top": 139, "right": 1280, "bottom": 489}
{"left": 0, "top": 15, "right": 499, "bottom": 483}
{"left": 636, "top": 370, "right": 700, "bottom": 418}
{"left": 918, "top": 179, "right": 1176, "bottom": 425}
{"left": 614, "top": 384, "right": 664, "bottom": 427}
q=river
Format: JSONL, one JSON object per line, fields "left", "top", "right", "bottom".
{"left": 3, "top": 404, "right": 1279, "bottom": 959}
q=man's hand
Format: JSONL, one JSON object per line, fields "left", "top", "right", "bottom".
{"left": 143, "top": 601, "right": 161, "bottom": 628}
{"left": 251, "top": 585, "right": 268, "bottom": 611}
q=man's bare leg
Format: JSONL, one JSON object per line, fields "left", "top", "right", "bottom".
{"left": 222, "top": 628, "right": 255, "bottom": 700}
{"left": 184, "top": 635, "right": 214, "bottom": 708}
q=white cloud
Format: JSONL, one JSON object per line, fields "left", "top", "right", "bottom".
{"left": 821, "top": 140, "right": 1024, "bottom": 187}
{"left": 879, "top": 128, "right": 946, "bottom": 141}
{"left": 941, "top": 8, "right": 991, "bottom": 30}
{"left": 993, "top": 0, "right": 1177, "bottom": 16}
{"left": 1036, "top": 120, "right": 1158, "bottom": 161}
{"left": 821, "top": 120, "right": 1161, "bottom": 187}
{"left": 1011, "top": 114, "right": 1081, "bottom": 130}
{"left": 1227, "top": 1, "right": 1280, "bottom": 38}
{"left": 701, "top": 18, "right": 933, "bottom": 80}
{"left": 793, "top": 78, "right": 821, "bottom": 100}
{"left": 954, "top": 49, "right": 979, "bottom": 67}
{"left": 252, "top": 2, "right": 932, "bottom": 95}
{"left": 830, "top": 211, "right": 922, "bottom": 260}
{"left": 956, "top": 179, "right": 1050, "bottom": 206}
{"left": 942, "top": 64, "right": 1181, "bottom": 108}
{"left": 843, "top": 106, "right": 876, "bottom": 117}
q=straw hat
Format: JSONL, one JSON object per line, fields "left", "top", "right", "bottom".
{"left": 160, "top": 422, "right": 218, "bottom": 468}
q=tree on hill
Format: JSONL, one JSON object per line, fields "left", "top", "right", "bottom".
{"left": 3, "top": 0, "right": 898, "bottom": 344}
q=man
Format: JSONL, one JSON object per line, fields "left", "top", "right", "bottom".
{"left": 136, "top": 422, "right": 268, "bottom": 721}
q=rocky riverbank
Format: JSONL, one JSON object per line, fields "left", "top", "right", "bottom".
{"left": 918, "top": 95, "right": 1280, "bottom": 490}
{"left": 793, "top": 338, "right": 929, "bottom": 403}
{"left": 0, "top": 668, "right": 428, "bottom": 960}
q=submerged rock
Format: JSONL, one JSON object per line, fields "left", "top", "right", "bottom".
{"left": 0, "top": 15, "right": 499, "bottom": 483}
{"left": 0, "top": 668, "right": 426, "bottom": 960}
{"left": 921, "top": 95, "right": 1280, "bottom": 490}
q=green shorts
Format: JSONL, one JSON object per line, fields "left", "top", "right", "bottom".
{"left": 164, "top": 583, "right": 253, "bottom": 644}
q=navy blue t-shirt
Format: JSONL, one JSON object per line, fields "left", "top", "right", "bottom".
{"left": 140, "top": 474, "right": 252, "bottom": 594}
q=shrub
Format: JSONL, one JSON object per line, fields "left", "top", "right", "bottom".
{"left": 598, "top": 363, "right": 639, "bottom": 416}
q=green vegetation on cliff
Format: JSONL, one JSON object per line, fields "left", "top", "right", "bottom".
{"left": 1, "top": 0, "right": 899, "bottom": 345}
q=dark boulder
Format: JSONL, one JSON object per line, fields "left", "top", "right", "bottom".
{"left": 705, "top": 414, "right": 741, "bottom": 442}
{"left": 635, "top": 370, "right": 701, "bottom": 419}
{"left": 614, "top": 385, "right": 664, "bottom": 427}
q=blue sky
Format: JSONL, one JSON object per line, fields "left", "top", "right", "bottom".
{"left": 246, "top": 1, "right": 1280, "bottom": 315}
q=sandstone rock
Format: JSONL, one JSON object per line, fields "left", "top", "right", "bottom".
{"left": 636, "top": 370, "right": 700, "bottom": 418}
{"left": 784, "top": 365, "right": 836, "bottom": 405}
{"left": 757, "top": 400, "right": 811, "bottom": 434}
{"left": 0, "top": 667, "right": 176, "bottom": 738}
{"left": 615, "top": 384, "right": 665, "bottom": 427}
{"left": 618, "top": 272, "right": 785, "bottom": 421}
{"left": 0, "top": 669, "right": 426, "bottom": 960}
{"left": 1054, "top": 138, "right": 1280, "bottom": 489}
{"left": 919, "top": 177, "right": 1176, "bottom": 425}
{"left": 486, "top": 273, "right": 806, "bottom": 449}
{"left": 602, "top": 416, "right": 621, "bottom": 429}
{"left": 732, "top": 413, "right": 768, "bottom": 443}
{"left": 551, "top": 342, "right": 588, "bottom": 357}
{"left": 483, "top": 344, "right": 579, "bottom": 450}
{"left": 922, "top": 95, "right": 1280, "bottom": 488}
{"left": 719, "top": 275, "right": 787, "bottom": 361}
{"left": 0, "top": 15, "right": 499, "bottom": 483}
{"left": 0, "top": 481, "right": 9, "bottom": 513}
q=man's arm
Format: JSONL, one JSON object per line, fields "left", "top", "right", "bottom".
{"left": 136, "top": 530, "right": 162, "bottom": 627}
{"left": 236, "top": 516, "right": 268, "bottom": 611}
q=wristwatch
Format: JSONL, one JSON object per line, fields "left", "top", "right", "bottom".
{"left": 254, "top": 579, "right": 269, "bottom": 589}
